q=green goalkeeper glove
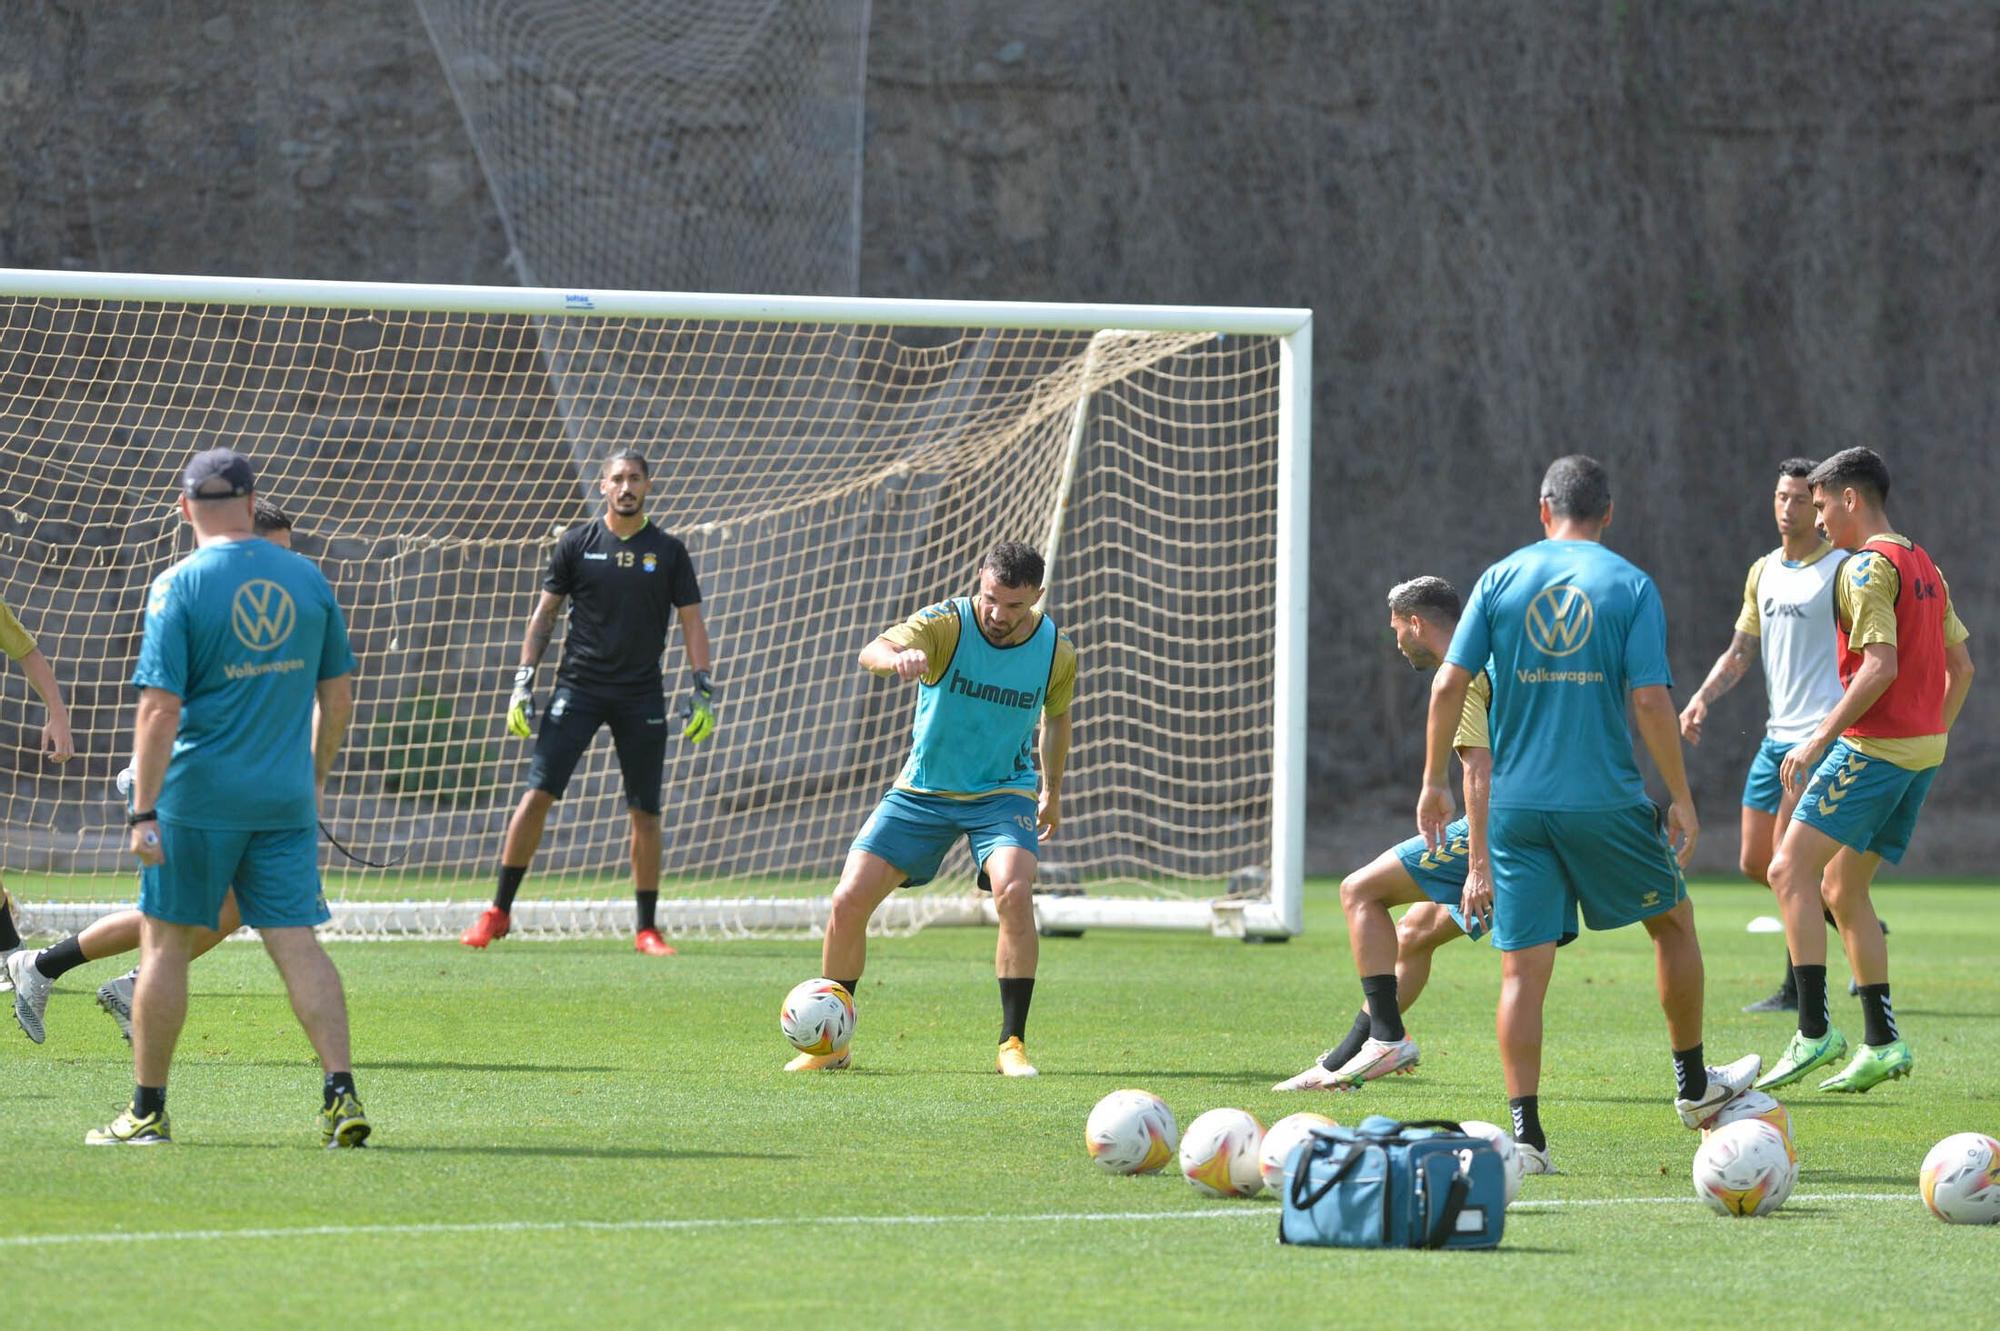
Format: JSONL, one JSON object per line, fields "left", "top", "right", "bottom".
{"left": 506, "top": 666, "right": 537, "bottom": 738}
{"left": 679, "top": 669, "right": 717, "bottom": 744}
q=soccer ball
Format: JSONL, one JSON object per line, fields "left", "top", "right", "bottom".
{"left": 1258, "top": 1113, "right": 1336, "bottom": 1195}
{"left": 1084, "top": 1090, "right": 1179, "bottom": 1175}
{"left": 1459, "top": 1120, "right": 1524, "bottom": 1208}
{"left": 1919, "top": 1132, "right": 2000, "bottom": 1224}
{"left": 1701, "top": 1090, "right": 1796, "bottom": 1164}
{"left": 779, "top": 978, "right": 855, "bottom": 1055}
{"left": 1692, "top": 1119, "right": 1795, "bottom": 1217}
{"left": 1180, "top": 1108, "right": 1265, "bottom": 1198}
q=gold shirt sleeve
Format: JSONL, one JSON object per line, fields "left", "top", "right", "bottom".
{"left": 0, "top": 598, "right": 38, "bottom": 662}
{"left": 1733, "top": 556, "right": 1766, "bottom": 638}
{"left": 1452, "top": 668, "right": 1491, "bottom": 751}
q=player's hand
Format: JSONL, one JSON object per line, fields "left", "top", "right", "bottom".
{"left": 679, "top": 669, "right": 717, "bottom": 743}
{"left": 1416, "top": 782, "right": 1453, "bottom": 852}
{"left": 1037, "top": 790, "right": 1062, "bottom": 841}
{"left": 888, "top": 648, "right": 929, "bottom": 682}
{"left": 1677, "top": 697, "right": 1706, "bottom": 746}
{"left": 506, "top": 666, "right": 537, "bottom": 738}
{"left": 1461, "top": 862, "right": 1495, "bottom": 934}
{"left": 129, "top": 820, "right": 164, "bottom": 867}
{"left": 1780, "top": 736, "right": 1827, "bottom": 794}
{"left": 42, "top": 716, "right": 74, "bottom": 762}
{"left": 1665, "top": 797, "right": 1700, "bottom": 867}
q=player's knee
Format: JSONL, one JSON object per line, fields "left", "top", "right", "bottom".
{"left": 1739, "top": 850, "right": 1771, "bottom": 886}
{"left": 989, "top": 874, "right": 1035, "bottom": 917}
{"left": 1338, "top": 874, "right": 1372, "bottom": 915}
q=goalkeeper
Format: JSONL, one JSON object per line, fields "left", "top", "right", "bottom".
{"left": 463, "top": 450, "right": 715, "bottom": 956}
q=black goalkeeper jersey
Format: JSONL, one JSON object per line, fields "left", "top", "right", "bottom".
{"left": 543, "top": 518, "right": 702, "bottom": 692}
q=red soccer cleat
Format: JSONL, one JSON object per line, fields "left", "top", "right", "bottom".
{"left": 460, "top": 906, "right": 510, "bottom": 949}
{"left": 634, "top": 928, "right": 676, "bottom": 957}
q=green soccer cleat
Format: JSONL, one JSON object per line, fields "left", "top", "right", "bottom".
{"left": 1753, "top": 1028, "right": 1849, "bottom": 1091}
{"left": 1818, "top": 1039, "right": 1913, "bottom": 1093}
{"left": 86, "top": 1106, "right": 172, "bottom": 1146}
{"left": 321, "top": 1090, "right": 372, "bottom": 1149}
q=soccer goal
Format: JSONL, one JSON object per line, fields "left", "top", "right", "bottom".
{"left": 0, "top": 268, "right": 1309, "bottom": 940}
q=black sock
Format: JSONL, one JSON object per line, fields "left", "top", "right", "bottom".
{"left": 324, "top": 1070, "right": 357, "bottom": 1109}
{"left": 1672, "top": 1044, "right": 1706, "bottom": 1101}
{"left": 1508, "top": 1095, "right": 1545, "bottom": 1152}
{"left": 1823, "top": 906, "right": 1838, "bottom": 928}
{"left": 1359, "top": 973, "right": 1404, "bottom": 1042}
{"left": 1319, "top": 1011, "right": 1373, "bottom": 1071}
{"left": 1857, "top": 982, "right": 1898, "bottom": 1046}
{"left": 36, "top": 935, "right": 89, "bottom": 981}
{"left": 133, "top": 1084, "right": 167, "bottom": 1118}
{"left": 1778, "top": 954, "right": 1798, "bottom": 1000}
{"left": 1794, "top": 963, "right": 1830, "bottom": 1039}
{"left": 635, "top": 891, "right": 659, "bottom": 933}
{"left": 831, "top": 980, "right": 859, "bottom": 1011}
{"left": 0, "top": 896, "right": 19, "bottom": 950}
{"left": 999, "top": 977, "right": 1035, "bottom": 1042}
{"left": 493, "top": 865, "right": 526, "bottom": 913}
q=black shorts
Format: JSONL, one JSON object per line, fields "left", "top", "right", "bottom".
{"left": 526, "top": 683, "right": 668, "bottom": 815}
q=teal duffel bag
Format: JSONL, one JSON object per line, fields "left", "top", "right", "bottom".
{"left": 1278, "top": 1115, "right": 1506, "bottom": 1250}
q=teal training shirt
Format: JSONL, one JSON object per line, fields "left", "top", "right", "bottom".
{"left": 897, "top": 599, "right": 1058, "bottom": 797}
{"left": 133, "top": 538, "right": 357, "bottom": 830}
{"left": 1445, "top": 538, "right": 1673, "bottom": 812}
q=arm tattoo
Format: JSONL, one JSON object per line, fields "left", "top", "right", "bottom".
{"left": 524, "top": 602, "right": 558, "bottom": 666}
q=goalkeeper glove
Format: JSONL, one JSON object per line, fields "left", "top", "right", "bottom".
{"left": 506, "top": 666, "right": 537, "bottom": 738}
{"left": 679, "top": 669, "right": 717, "bottom": 744}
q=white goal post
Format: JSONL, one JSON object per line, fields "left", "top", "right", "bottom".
{"left": 0, "top": 268, "right": 1309, "bottom": 940}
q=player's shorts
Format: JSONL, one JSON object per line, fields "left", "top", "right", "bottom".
{"left": 852, "top": 788, "right": 1038, "bottom": 888}
{"left": 140, "top": 822, "right": 328, "bottom": 931}
{"left": 1790, "top": 739, "right": 1937, "bottom": 865}
{"left": 1488, "top": 803, "right": 1686, "bottom": 951}
{"left": 1740, "top": 735, "right": 1794, "bottom": 815}
{"left": 527, "top": 682, "right": 668, "bottom": 815}
{"left": 1389, "top": 818, "right": 1577, "bottom": 946}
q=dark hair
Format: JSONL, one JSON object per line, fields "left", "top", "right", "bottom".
{"left": 977, "top": 540, "right": 1045, "bottom": 589}
{"left": 603, "top": 449, "right": 649, "bottom": 478}
{"left": 253, "top": 498, "right": 294, "bottom": 534}
{"left": 1539, "top": 455, "right": 1612, "bottom": 522}
{"left": 1807, "top": 447, "right": 1890, "bottom": 506}
{"left": 1386, "top": 576, "right": 1460, "bottom": 623}
{"left": 1776, "top": 457, "right": 1817, "bottom": 480}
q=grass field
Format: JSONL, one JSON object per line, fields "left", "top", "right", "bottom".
{"left": 4, "top": 879, "right": 1996, "bottom": 1328}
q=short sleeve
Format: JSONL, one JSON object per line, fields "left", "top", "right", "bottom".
{"left": 543, "top": 533, "right": 577, "bottom": 597}
{"left": 318, "top": 581, "right": 358, "bottom": 680}
{"left": 1044, "top": 632, "right": 1076, "bottom": 716}
{"left": 670, "top": 545, "right": 702, "bottom": 608}
{"left": 879, "top": 601, "right": 961, "bottom": 685}
{"left": 1444, "top": 569, "right": 1493, "bottom": 673}
{"left": 1734, "top": 557, "right": 1765, "bottom": 638}
{"left": 0, "top": 598, "right": 36, "bottom": 661}
{"left": 1840, "top": 551, "right": 1901, "bottom": 650}
{"left": 131, "top": 570, "right": 190, "bottom": 698}
{"left": 1452, "top": 669, "right": 1490, "bottom": 751}
{"left": 1623, "top": 576, "right": 1673, "bottom": 689}
{"left": 1941, "top": 572, "right": 1969, "bottom": 646}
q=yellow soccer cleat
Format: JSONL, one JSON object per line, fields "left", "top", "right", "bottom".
{"left": 996, "top": 1036, "right": 1038, "bottom": 1078}
{"left": 784, "top": 1047, "right": 851, "bottom": 1072}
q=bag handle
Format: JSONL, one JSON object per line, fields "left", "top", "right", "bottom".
{"left": 1392, "top": 1119, "right": 1468, "bottom": 1136}
{"left": 1290, "top": 1136, "right": 1366, "bottom": 1210}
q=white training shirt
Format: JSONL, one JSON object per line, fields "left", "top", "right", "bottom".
{"left": 1734, "top": 542, "right": 1848, "bottom": 744}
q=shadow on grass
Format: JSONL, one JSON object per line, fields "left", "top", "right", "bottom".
{"left": 180, "top": 1057, "right": 625, "bottom": 1074}
{"left": 390, "top": 1144, "right": 796, "bottom": 1162}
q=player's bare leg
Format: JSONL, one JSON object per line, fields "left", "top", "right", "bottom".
{"left": 89, "top": 916, "right": 197, "bottom": 1143}
{"left": 629, "top": 807, "right": 674, "bottom": 956}
{"left": 1814, "top": 845, "right": 1909, "bottom": 1091}
{"left": 1393, "top": 902, "right": 1464, "bottom": 1010}
{"left": 262, "top": 924, "right": 369, "bottom": 1146}
{"left": 986, "top": 845, "right": 1040, "bottom": 1076}
{"left": 1497, "top": 941, "right": 1557, "bottom": 1171}
{"left": 1649, "top": 892, "right": 1762, "bottom": 1127}
{"left": 1757, "top": 818, "right": 1855, "bottom": 1089}
{"left": 787, "top": 849, "right": 905, "bottom": 1070}
{"left": 464, "top": 789, "right": 556, "bottom": 947}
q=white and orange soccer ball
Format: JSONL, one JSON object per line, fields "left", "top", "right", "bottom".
{"left": 1257, "top": 1113, "right": 1336, "bottom": 1196}
{"left": 779, "top": 978, "right": 855, "bottom": 1055}
{"left": 1084, "top": 1090, "right": 1179, "bottom": 1176}
{"left": 1180, "top": 1108, "right": 1265, "bottom": 1198}
{"left": 1693, "top": 1119, "right": 1795, "bottom": 1217}
{"left": 1701, "top": 1090, "right": 1797, "bottom": 1166}
{"left": 1919, "top": 1132, "right": 2000, "bottom": 1224}
{"left": 1458, "top": 1120, "right": 1524, "bottom": 1208}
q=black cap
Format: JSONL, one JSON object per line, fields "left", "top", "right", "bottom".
{"left": 182, "top": 447, "right": 256, "bottom": 499}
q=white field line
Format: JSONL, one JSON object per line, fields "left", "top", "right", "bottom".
{"left": 0, "top": 1193, "right": 1914, "bottom": 1250}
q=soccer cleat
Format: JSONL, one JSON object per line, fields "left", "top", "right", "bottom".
{"left": 459, "top": 906, "right": 510, "bottom": 949}
{"left": 97, "top": 969, "right": 137, "bottom": 1041}
{"left": 321, "top": 1090, "right": 372, "bottom": 1148}
{"left": 1754, "top": 1027, "right": 1850, "bottom": 1091}
{"left": 1325, "top": 1035, "right": 1420, "bottom": 1086}
{"left": 1517, "top": 1143, "right": 1559, "bottom": 1176}
{"left": 634, "top": 928, "right": 676, "bottom": 957}
{"left": 1818, "top": 1038, "right": 1912, "bottom": 1093}
{"left": 1674, "top": 1052, "right": 1764, "bottom": 1129}
{"left": 8, "top": 948, "right": 53, "bottom": 1044}
{"left": 784, "top": 1047, "right": 851, "bottom": 1071}
{"left": 996, "top": 1036, "right": 1038, "bottom": 1077}
{"left": 1271, "top": 1056, "right": 1364, "bottom": 1093}
{"left": 86, "top": 1106, "right": 172, "bottom": 1146}
{"left": 1741, "top": 989, "right": 1798, "bottom": 1014}
{"left": 0, "top": 946, "right": 15, "bottom": 993}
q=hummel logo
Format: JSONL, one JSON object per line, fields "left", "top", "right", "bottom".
{"left": 584, "top": 553, "right": 609, "bottom": 560}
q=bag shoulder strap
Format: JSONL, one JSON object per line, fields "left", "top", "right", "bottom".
{"left": 1289, "top": 1137, "right": 1367, "bottom": 1210}
{"left": 1424, "top": 1170, "right": 1471, "bottom": 1248}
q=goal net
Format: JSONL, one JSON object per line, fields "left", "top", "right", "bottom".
{"left": 0, "top": 270, "right": 1309, "bottom": 940}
